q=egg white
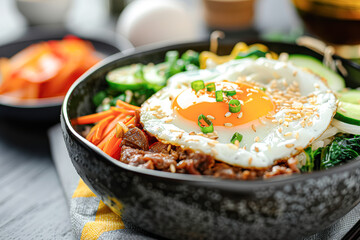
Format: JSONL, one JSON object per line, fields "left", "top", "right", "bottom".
{"left": 140, "top": 58, "right": 337, "bottom": 168}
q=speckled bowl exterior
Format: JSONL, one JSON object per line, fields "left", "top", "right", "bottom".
{"left": 61, "top": 41, "right": 360, "bottom": 240}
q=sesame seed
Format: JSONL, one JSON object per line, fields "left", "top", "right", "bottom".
{"left": 170, "top": 164, "right": 176, "bottom": 173}
{"left": 234, "top": 140, "right": 240, "bottom": 147}
{"left": 284, "top": 121, "right": 289, "bottom": 127}
{"left": 225, "top": 112, "right": 232, "bottom": 118}
{"left": 239, "top": 100, "right": 244, "bottom": 105}
{"left": 248, "top": 157, "right": 253, "bottom": 164}
{"left": 295, "top": 132, "right": 299, "bottom": 139}
{"left": 295, "top": 146, "right": 303, "bottom": 151}
{"left": 224, "top": 123, "right": 233, "bottom": 127}
{"left": 255, "top": 146, "right": 259, "bottom": 152}
{"left": 254, "top": 136, "right": 260, "bottom": 142}
{"left": 278, "top": 127, "right": 283, "bottom": 133}
{"left": 284, "top": 132, "right": 292, "bottom": 137}
{"left": 165, "top": 118, "right": 173, "bottom": 123}
{"left": 272, "top": 119, "right": 278, "bottom": 123}
{"left": 266, "top": 115, "right": 275, "bottom": 120}
{"left": 207, "top": 115, "right": 215, "bottom": 120}
{"left": 237, "top": 112, "right": 243, "bottom": 119}
{"left": 251, "top": 124, "right": 256, "bottom": 132}
{"left": 170, "top": 129, "right": 183, "bottom": 133}
{"left": 293, "top": 71, "right": 298, "bottom": 76}
{"left": 249, "top": 89, "right": 259, "bottom": 93}
{"left": 247, "top": 93, "right": 253, "bottom": 97}
{"left": 167, "top": 145, "right": 171, "bottom": 151}
{"left": 189, "top": 131, "right": 196, "bottom": 135}
{"left": 285, "top": 143, "right": 294, "bottom": 148}
{"left": 262, "top": 96, "right": 269, "bottom": 100}
{"left": 279, "top": 118, "right": 284, "bottom": 124}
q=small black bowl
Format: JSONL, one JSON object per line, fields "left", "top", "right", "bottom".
{"left": 61, "top": 40, "right": 360, "bottom": 240}
{"left": 0, "top": 28, "right": 127, "bottom": 125}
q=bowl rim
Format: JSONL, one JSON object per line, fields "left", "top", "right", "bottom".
{"left": 62, "top": 40, "right": 360, "bottom": 190}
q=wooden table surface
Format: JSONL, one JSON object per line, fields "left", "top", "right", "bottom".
{"left": 0, "top": 120, "right": 73, "bottom": 239}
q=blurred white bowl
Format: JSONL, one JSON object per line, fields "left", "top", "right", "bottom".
{"left": 15, "top": 0, "right": 71, "bottom": 25}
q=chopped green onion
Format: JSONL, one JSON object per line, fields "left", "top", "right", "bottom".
{"left": 225, "top": 90, "right": 236, "bottom": 96}
{"left": 206, "top": 83, "right": 216, "bottom": 92}
{"left": 198, "top": 114, "right": 214, "bottom": 133}
{"left": 165, "top": 50, "right": 179, "bottom": 63}
{"left": 191, "top": 80, "right": 205, "bottom": 92}
{"left": 230, "top": 132, "right": 243, "bottom": 144}
{"left": 229, "top": 99, "right": 241, "bottom": 113}
{"left": 260, "top": 87, "right": 266, "bottom": 92}
{"left": 215, "top": 90, "right": 223, "bottom": 102}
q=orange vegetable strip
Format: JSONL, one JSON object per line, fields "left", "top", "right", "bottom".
{"left": 116, "top": 99, "right": 140, "bottom": 110}
{"left": 111, "top": 107, "right": 136, "bottom": 115}
{"left": 125, "top": 116, "right": 136, "bottom": 126}
{"left": 111, "top": 146, "right": 122, "bottom": 160}
{"left": 71, "top": 109, "right": 118, "bottom": 125}
{"left": 103, "top": 133, "right": 120, "bottom": 155}
{"left": 108, "top": 138, "right": 122, "bottom": 158}
{"left": 98, "top": 129, "right": 116, "bottom": 150}
{"left": 92, "top": 115, "right": 115, "bottom": 145}
{"left": 86, "top": 125, "right": 98, "bottom": 142}
{"left": 102, "top": 113, "right": 128, "bottom": 137}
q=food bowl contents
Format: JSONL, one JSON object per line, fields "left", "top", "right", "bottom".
{"left": 72, "top": 43, "right": 360, "bottom": 180}
{"left": 92, "top": 49, "right": 200, "bottom": 111}
{"left": 0, "top": 35, "right": 101, "bottom": 103}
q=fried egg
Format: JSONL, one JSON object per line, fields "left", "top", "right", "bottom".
{"left": 140, "top": 58, "right": 337, "bottom": 168}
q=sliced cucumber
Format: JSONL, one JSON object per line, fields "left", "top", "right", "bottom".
{"left": 337, "top": 90, "right": 360, "bottom": 104}
{"left": 143, "top": 62, "right": 167, "bottom": 86}
{"left": 288, "top": 54, "right": 345, "bottom": 91}
{"left": 106, "top": 64, "right": 145, "bottom": 91}
{"left": 334, "top": 90, "right": 360, "bottom": 126}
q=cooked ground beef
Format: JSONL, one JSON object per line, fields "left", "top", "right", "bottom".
{"left": 119, "top": 126, "right": 300, "bottom": 180}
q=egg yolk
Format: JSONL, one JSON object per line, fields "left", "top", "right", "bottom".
{"left": 172, "top": 81, "right": 275, "bottom": 126}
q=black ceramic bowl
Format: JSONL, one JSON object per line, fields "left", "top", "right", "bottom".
{"left": 61, "top": 41, "right": 360, "bottom": 240}
{"left": 0, "top": 28, "right": 126, "bottom": 124}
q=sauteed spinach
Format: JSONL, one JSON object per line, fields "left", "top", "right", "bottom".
{"left": 301, "top": 134, "right": 360, "bottom": 172}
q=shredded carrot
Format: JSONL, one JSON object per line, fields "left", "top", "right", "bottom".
{"left": 103, "top": 132, "right": 120, "bottom": 155}
{"left": 98, "top": 129, "right": 116, "bottom": 150}
{"left": 92, "top": 115, "right": 115, "bottom": 145}
{"left": 75, "top": 99, "right": 141, "bottom": 159}
{"left": 111, "top": 107, "right": 136, "bottom": 115}
{"left": 71, "top": 109, "right": 117, "bottom": 125}
{"left": 102, "top": 113, "right": 128, "bottom": 136}
{"left": 125, "top": 116, "right": 136, "bottom": 126}
{"left": 108, "top": 138, "right": 122, "bottom": 158}
{"left": 116, "top": 99, "right": 140, "bottom": 110}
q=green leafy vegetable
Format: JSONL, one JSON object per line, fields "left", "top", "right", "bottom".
{"left": 300, "top": 134, "right": 360, "bottom": 172}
